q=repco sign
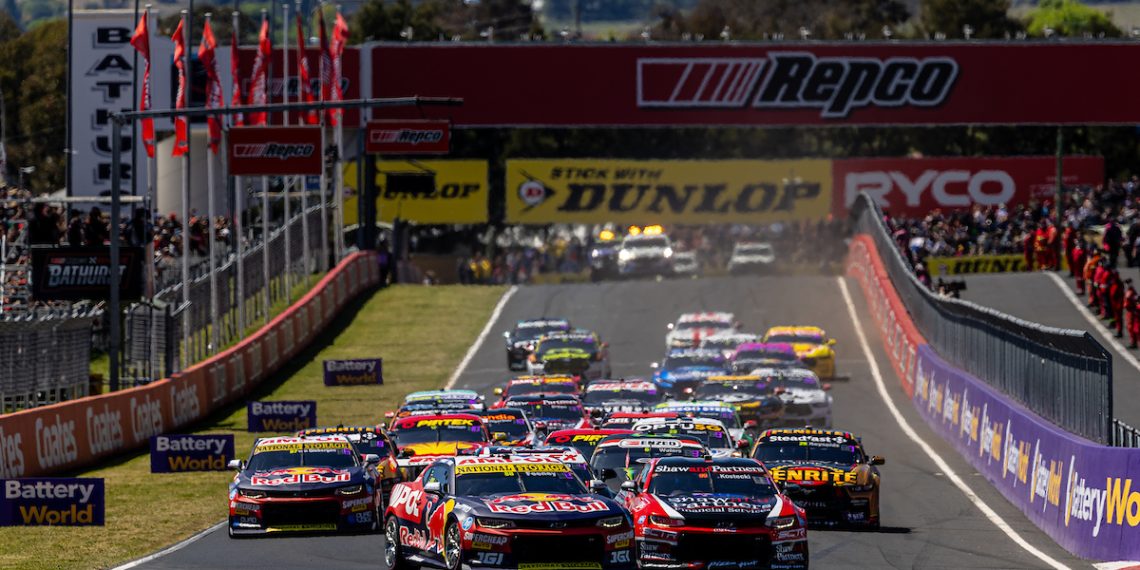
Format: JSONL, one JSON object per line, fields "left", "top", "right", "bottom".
{"left": 228, "top": 127, "right": 323, "bottom": 176}
{"left": 366, "top": 120, "right": 450, "bottom": 154}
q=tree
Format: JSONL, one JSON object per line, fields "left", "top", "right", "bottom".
{"left": 4, "top": 20, "right": 67, "bottom": 193}
{"left": 1025, "top": 0, "right": 1121, "bottom": 38}
{"left": 919, "top": 0, "right": 1023, "bottom": 39}
{"left": 653, "top": 0, "right": 909, "bottom": 41}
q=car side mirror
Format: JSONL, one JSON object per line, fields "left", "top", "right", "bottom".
{"left": 227, "top": 459, "right": 243, "bottom": 470}
{"left": 822, "top": 383, "right": 832, "bottom": 391}
{"left": 492, "top": 387, "right": 504, "bottom": 396}
{"left": 589, "top": 479, "right": 608, "bottom": 493}
{"left": 620, "top": 480, "right": 637, "bottom": 492}
{"left": 870, "top": 455, "right": 886, "bottom": 466}
{"left": 424, "top": 481, "right": 442, "bottom": 494}
{"left": 503, "top": 331, "right": 511, "bottom": 339}
{"left": 599, "top": 468, "right": 619, "bottom": 480}
{"left": 827, "top": 339, "right": 836, "bottom": 346}
{"left": 398, "top": 448, "right": 415, "bottom": 458}
{"left": 362, "top": 454, "right": 381, "bottom": 465}
{"left": 666, "top": 323, "right": 674, "bottom": 331}
{"left": 384, "top": 411, "right": 396, "bottom": 419}
{"left": 492, "top": 432, "right": 508, "bottom": 442}
{"left": 650, "top": 362, "right": 659, "bottom": 369}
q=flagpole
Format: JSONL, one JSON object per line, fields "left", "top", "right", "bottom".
{"left": 144, "top": 5, "right": 159, "bottom": 378}
{"left": 333, "top": 4, "right": 345, "bottom": 262}
{"left": 259, "top": 8, "right": 270, "bottom": 324}
{"left": 179, "top": 9, "right": 191, "bottom": 370}
{"left": 281, "top": 0, "right": 293, "bottom": 301}
{"left": 232, "top": 9, "right": 246, "bottom": 338}
{"left": 204, "top": 12, "right": 220, "bottom": 355}
{"left": 297, "top": 0, "right": 312, "bottom": 276}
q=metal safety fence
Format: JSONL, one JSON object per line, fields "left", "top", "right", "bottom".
{"left": 850, "top": 193, "right": 1114, "bottom": 444}
{"left": 0, "top": 307, "right": 100, "bottom": 412}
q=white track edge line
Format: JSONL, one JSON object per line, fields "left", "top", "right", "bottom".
{"left": 1093, "top": 562, "right": 1140, "bottom": 570}
{"left": 1045, "top": 272, "right": 1140, "bottom": 373}
{"left": 445, "top": 285, "right": 518, "bottom": 389}
{"left": 109, "top": 520, "right": 226, "bottom": 570}
{"left": 837, "top": 276, "right": 1072, "bottom": 570}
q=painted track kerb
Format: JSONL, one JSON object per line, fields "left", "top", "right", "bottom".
{"left": 836, "top": 277, "right": 1071, "bottom": 570}
{"left": 1046, "top": 271, "right": 1140, "bottom": 373}
{"left": 445, "top": 285, "right": 518, "bottom": 389}
{"left": 109, "top": 521, "right": 226, "bottom": 570}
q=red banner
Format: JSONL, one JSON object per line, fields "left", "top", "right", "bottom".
{"left": 371, "top": 43, "right": 1140, "bottom": 127}
{"left": 236, "top": 47, "right": 361, "bottom": 125}
{"left": 365, "top": 120, "right": 451, "bottom": 154}
{"left": 831, "top": 156, "right": 1104, "bottom": 218}
{"left": 228, "top": 126, "right": 322, "bottom": 176}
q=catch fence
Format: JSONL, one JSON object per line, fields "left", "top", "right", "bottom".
{"left": 0, "top": 306, "right": 100, "bottom": 412}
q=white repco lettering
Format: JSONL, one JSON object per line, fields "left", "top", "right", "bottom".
{"left": 170, "top": 384, "right": 201, "bottom": 427}
{"left": 845, "top": 169, "right": 1016, "bottom": 211}
{"left": 35, "top": 414, "right": 78, "bottom": 470}
{"left": 130, "top": 394, "right": 164, "bottom": 442}
{"left": 0, "top": 426, "right": 26, "bottom": 477}
{"left": 370, "top": 129, "right": 443, "bottom": 145}
{"left": 85, "top": 403, "right": 124, "bottom": 456}
{"left": 232, "top": 143, "right": 315, "bottom": 160}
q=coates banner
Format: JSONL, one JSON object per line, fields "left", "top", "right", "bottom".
{"left": 505, "top": 159, "right": 831, "bottom": 225}
{"left": 1, "top": 478, "right": 104, "bottom": 526}
{"left": 343, "top": 159, "right": 489, "bottom": 224}
{"left": 366, "top": 120, "right": 450, "bottom": 154}
{"left": 911, "top": 344, "right": 1140, "bottom": 561}
{"left": 833, "top": 156, "right": 1104, "bottom": 218}
{"left": 149, "top": 434, "right": 235, "bottom": 473}
{"left": 372, "top": 43, "right": 1140, "bottom": 127}
{"left": 228, "top": 127, "right": 322, "bottom": 176}
{"left": 247, "top": 401, "right": 316, "bottom": 433}
{"left": 30, "top": 246, "right": 145, "bottom": 301}
{"left": 323, "top": 359, "right": 383, "bottom": 386}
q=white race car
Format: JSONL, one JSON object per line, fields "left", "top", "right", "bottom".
{"left": 699, "top": 331, "right": 760, "bottom": 360}
{"left": 665, "top": 312, "right": 738, "bottom": 350}
{"left": 630, "top": 416, "right": 736, "bottom": 458}
{"left": 750, "top": 366, "right": 833, "bottom": 428}
{"left": 727, "top": 242, "right": 776, "bottom": 274}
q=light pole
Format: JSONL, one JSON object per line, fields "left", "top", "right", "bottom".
{"left": 18, "top": 166, "right": 35, "bottom": 190}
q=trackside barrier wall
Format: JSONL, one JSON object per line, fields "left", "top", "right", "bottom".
{"left": 0, "top": 252, "right": 379, "bottom": 479}
{"left": 847, "top": 233, "right": 1140, "bottom": 560}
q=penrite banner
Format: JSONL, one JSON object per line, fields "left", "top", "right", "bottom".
{"left": 228, "top": 127, "right": 322, "bottom": 176}
{"left": 30, "top": 246, "right": 145, "bottom": 301}
{"left": 149, "top": 434, "right": 235, "bottom": 473}
{"left": 323, "top": 359, "right": 383, "bottom": 386}
{"left": 0, "top": 478, "right": 105, "bottom": 526}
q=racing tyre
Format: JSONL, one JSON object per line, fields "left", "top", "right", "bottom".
{"left": 384, "top": 516, "right": 419, "bottom": 570}
{"left": 443, "top": 519, "right": 463, "bottom": 570}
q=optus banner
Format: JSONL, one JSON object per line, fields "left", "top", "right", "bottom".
{"left": 832, "top": 156, "right": 1103, "bottom": 218}
{"left": 228, "top": 127, "right": 323, "bottom": 176}
{"left": 1, "top": 478, "right": 104, "bottom": 526}
{"left": 343, "top": 159, "right": 489, "bottom": 224}
{"left": 149, "top": 434, "right": 235, "bottom": 473}
{"left": 505, "top": 159, "right": 832, "bottom": 225}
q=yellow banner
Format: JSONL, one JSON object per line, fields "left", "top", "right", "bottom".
{"left": 342, "top": 159, "right": 489, "bottom": 225}
{"left": 927, "top": 255, "right": 1039, "bottom": 276}
{"left": 505, "top": 159, "right": 832, "bottom": 225}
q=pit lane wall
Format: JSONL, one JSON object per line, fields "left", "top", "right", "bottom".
{"left": 0, "top": 252, "right": 379, "bottom": 479}
{"left": 847, "top": 235, "right": 1140, "bottom": 560}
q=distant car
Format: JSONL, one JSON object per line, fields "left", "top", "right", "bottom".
{"left": 503, "top": 318, "right": 572, "bottom": 370}
{"left": 617, "top": 456, "right": 809, "bottom": 570}
{"left": 630, "top": 416, "right": 736, "bottom": 458}
{"left": 617, "top": 231, "right": 675, "bottom": 278}
{"left": 600, "top": 411, "right": 679, "bottom": 431}
{"left": 652, "top": 348, "right": 730, "bottom": 397}
{"left": 727, "top": 241, "right": 776, "bottom": 274}
{"left": 763, "top": 326, "right": 838, "bottom": 379}
{"left": 700, "top": 331, "right": 760, "bottom": 360}
{"left": 503, "top": 394, "right": 592, "bottom": 433}
{"left": 491, "top": 375, "right": 580, "bottom": 408}
{"left": 387, "top": 413, "right": 491, "bottom": 478}
{"left": 750, "top": 367, "right": 833, "bottom": 428}
{"left": 729, "top": 342, "right": 804, "bottom": 374}
{"left": 544, "top": 428, "right": 633, "bottom": 459}
{"left": 653, "top": 400, "right": 744, "bottom": 439}
{"left": 527, "top": 330, "right": 611, "bottom": 381}
{"left": 385, "top": 400, "right": 482, "bottom": 428}
{"left": 589, "top": 434, "right": 708, "bottom": 491}
{"left": 590, "top": 228, "right": 622, "bottom": 281}
{"left": 402, "top": 390, "right": 485, "bottom": 411}
{"left": 750, "top": 428, "right": 885, "bottom": 529}
{"left": 671, "top": 250, "right": 700, "bottom": 277}
{"left": 227, "top": 435, "right": 383, "bottom": 537}
{"left": 296, "top": 426, "right": 401, "bottom": 501}
{"left": 695, "top": 375, "right": 786, "bottom": 426}
{"left": 477, "top": 408, "right": 534, "bottom": 446}
{"left": 665, "top": 312, "right": 738, "bottom": 350}
{"left": 581, "top": 379, "right": 664, "bottom": 415}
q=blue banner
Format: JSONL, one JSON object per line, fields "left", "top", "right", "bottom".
{"left": 247, "top": 401, "right": 317, "bottom": 432}
{"left": 149, "top": 434, "right": 236, "bottom": 473}
{"left": 323, "top": 358, "right": 383, "bottom": 386}
{"left": 1, "top": 478, "right": 104, "bottom": 526}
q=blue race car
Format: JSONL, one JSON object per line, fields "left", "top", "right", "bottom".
{"left": 652, "top": 348, "right": 729, "bottom": 397}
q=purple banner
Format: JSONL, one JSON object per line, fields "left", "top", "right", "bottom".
{"left": 911, "top": 344, "right": 1140, "bottom": 560}
{"left": 149, "top": 434, "right": 235, "bottom": 473}
{"left": 1, "top": 478, "right": 104, "bottom": 526}
{"left": 247, "top": 401, "right": 317, "bottom": 432}
{"left": 322, "top": 358, "right": 383, "bottom": 386}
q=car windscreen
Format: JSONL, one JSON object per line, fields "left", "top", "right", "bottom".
{"left": 735, "top": 349, "right": 798, "bottom": 362}
{"left": 752, "top": 441, "right": 861, "bottom": 465}
{"left": 665, "top": 409, "right": 741, "bottom": 429}
{"left": 695, "top": 381, "right": 770, "bottom": 399}
{"left": 515, "top": 324, "right": 569, "bottom": 341}
{"left": 664, "top": 355, "right": 725, "bottom": 369}
{"left": 508, "top": 382, "right": 579, "bottom": 397}
{"left": 635, "top": 424, "right": 731, "bottom": 449}
{"left": 583, "top": 388, "right": 662, "bottom": 406}
{"left": 454, "top": 464, "right": 586, "bottom": 495}
{"left": 674, "top": 321, "right": 732, "bottom": 332}
{"left": 537, "top": 338, "right": 595, "bottom": 356}
{"left": 484, "top": 418, "right": 530, "bottom": 438}
{"left": 247, "top": 442, "right": 358, "bottom": 471}
{"left": 767, "top": 376, "right": 821, "bottom": 390}
{"left": 343, "top": 432, "right": 389, "bottom": 456}
{"left": 625, "top": 237, "right": 669, "bottom": 249}
{"left": 510, "top": 401, "right": 584, "bottom": 421}
{"left": 391, "top": 423, "right": 487, "bottom": 445}
{"left": 765, "top": 334, "right": 821, "bottom": 344}
{"left": 648, "top": 465, "right": 776, "bottom": 497}
{"left": 591, "top": 443, "right": 703, "bottom": 471}
{"left": 735, "top": 244, "right": 772, "bottom": 255}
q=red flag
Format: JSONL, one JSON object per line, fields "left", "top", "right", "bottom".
{"left": 247, "top": 17, "right": 271, "bottom": 126}
{"left": 130, "top": 11, "right": 154, "bottom": 158}
{"left": 317, "top": 8, "right": 333, "bottom": 125}
{"left": 331, "top": 11, "right": 348, "bottom": 120}
{"left": 295, "top": 12, "right": 318, "bottom": 125}
{"left": 230, "top": 19, "right": 243, "bottom": 127}
{"left": 171, "top": 17, "right": 189, "bottom": 157}
{"left": 199, "top": 19, "right": 224, "bottom": 154}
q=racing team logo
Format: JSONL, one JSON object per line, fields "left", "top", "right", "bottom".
{"left": 517, "top": 178, "right": 553, "bottom": 209}
{"left": 228, "top": 126, "right": 323, "bottom": 175}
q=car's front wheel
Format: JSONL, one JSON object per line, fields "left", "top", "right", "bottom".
{"left": 385, "top": 516, "right": 419, "bottom": 569}
{"left": 443, "top": 519, "right": 463, "bottom": 570}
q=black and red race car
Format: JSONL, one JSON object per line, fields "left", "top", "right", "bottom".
{"left": 383, "top": 455, "right": 636, "bottom": 570}
{"left": 490, "top": 375, "right": 581, "bottom": 408}
{"left": 545, "top": 428, "right": 633, "bottom": 459}
{"left": 227, "top": 435, "right": 383, "bottom": 537}
{"left": 617, "top": 456, "right": 809, "bottom": 569}
{"left": 478, "top": 408, "right": 535, "bottom": 447}
{"left": 503, "top": 394, "right": 593, "bottom": 433}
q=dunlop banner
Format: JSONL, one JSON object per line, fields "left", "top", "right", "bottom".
{"left": 343, "top": 160, "right": 489, "bottom": 225}
{"left": 505, "top": 159, "right": 832, "bottom": 225}
{"left": 926, "top": 254, "right": 1066, "bottom": 276}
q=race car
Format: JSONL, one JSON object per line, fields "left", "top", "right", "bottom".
{"left": 502, "top": 394, "right": 592, "bottom": 433}
{"left": 526, "top": 330, "right": 612, "bottom": 381}
{"left": 478, "top": 408, "right": 534, "bottom": 446}
{"left": 652, "top": 348, "right": 730, "bottom": 397}
{"left": 403, "top": 390, "right": 485, "bottom": 412}
{"left": 727, "top": 241, "right": 777, "bottom": 275}
{"left": 582, "top": 378, "right": 664, "bottom": 415}
{"left": 729, "top": 343, "right": 804, "bottom": 374}
{"left": 383, "top": 455, "right": 635, "bottom": 570}
{"left": 671, "top": 250, "right": 700, "bottom": 278}
{"left": 665, "top": 312, "right": 738, "bottom": 350}
{"left": 630, "top": 416, "right": 736, "bottom": 458}
{"left": 590, "top": 433, "right": 709, "bottom": 491}
{"left": 385, "top": 400, "right": 486, "bottom": 428}
{"left": 750, "top": 428, "right": 885, "bottom": 529}
{"left": 227, "top": 435, "right": 383, "bottom": 537}
{"left": 475, "top": 445, "right": 601, "bottom": 495}
{"left": 618, "top": 456, "right": 809, "bottom": 570}
{"left": 762, "top": 326, "right": 838, "bottom": 379}
{"left": 700, "top": 331, "right": 760, "bottom": 360}
{"left": 589, "top": 228, "right": 622, "bottom": 281}
{"left": 600, "top": 411, "right": 679, "bottom": 430}
{"left": 503, "top": 318, "right": 572, "bottom": 370}
{"left": 490, "top": 375, "right": 580, "bottom": 408}
{"left": 749, "top": 367, "right": 833, "bottom": 428}
{"left": 695, "top": 375, "right": 786, "bottom": 426}
{"left": 296, "top": 426, "right": 401, "bottom": 501}
{"left": 618, "top": 229, "right": 675, "bottom": 278}
{"left": 544, "top": 428, "right": 633, "bottom": 459}
{"left": 653, "top": 400, "right": 744, "bottom": 439}
{"left": 388, "top": 414, "right": 491, "bottom": 478}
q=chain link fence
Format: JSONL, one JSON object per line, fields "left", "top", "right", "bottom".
{"left": 851, "top": 193, "right": 1114, "bottom": 444}
{"left": 0, "top": 307, "right": 101, "bottom": 412}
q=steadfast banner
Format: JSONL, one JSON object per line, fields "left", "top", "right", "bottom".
{"left": 505, "top": 159, "right": 832, "bottom": 225}
{"left": 149, "top": 434, "right": 235, "bottom": 473}
{"left": 1, "top": 478, "right": 104, "bottom": 526}
{"left": 323, "top": 359, "right": 383, "bottom": 386}
{"left": 342, "top": 159, "right": 489, "bottom": 224}
{"left": 247, "top": 401, "right": 317, "bottom": 432}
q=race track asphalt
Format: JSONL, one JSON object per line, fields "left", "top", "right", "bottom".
{"left": 135, "top": 275, "right": 1087, "bottom": 570}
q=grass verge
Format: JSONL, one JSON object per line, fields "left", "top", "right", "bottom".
{"left": 0, "top": 284, "right": 507, "bottom": 570}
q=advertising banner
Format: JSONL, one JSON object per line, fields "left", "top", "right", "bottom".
{"left": 505, "top": 159, "right": 832, "bottom": 225}
{"left": 234, "top": 47, "right": 362, "bottom": 126}
{"left": 247, "top": 401, "right": 317, "bottom": 432}
{"left": 1, "top": 478, "right": 104, "bottom": 526}
{"left": 30, "top": 246, "right": 145, "bottom": 301}
{"left": 832, "top": 156, "right": 1104, "bottom": 218}
{"left": 343, "top": 159, "right": 489, "bottom": 224}
{"left": 927, "top": 254, "right": 1043, "bottom": 277}
{"left": 372, "top": 43, "right": 1140, "bottom": 127}
{"left": 323, "top": 359, "right": 383, "bottom": 386}
{"left": 149, "top": 434, "right": 235, "bottom": 473}
{"left": 228, "top": 127, "right": 322, "bottom": 176}
{"left": 366, "top": 120, "right": 451, "bottom": 154}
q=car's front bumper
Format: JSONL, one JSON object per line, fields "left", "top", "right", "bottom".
{"left": 461, "top": 525, "right": 636, "bottom": 569}
{"left": 229, "top": 493, "right": 376, "bottom": 536}
{"left": 635, "top": 525, "right": 807, "bottom": 570}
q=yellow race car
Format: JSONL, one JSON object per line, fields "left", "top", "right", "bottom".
{"left": 763, "top": 326, "right": 837, "bottom": 379}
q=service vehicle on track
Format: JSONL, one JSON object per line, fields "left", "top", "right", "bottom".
{"left": 727, "top": 241, "right": 777, "bottom": 275}
{"left": 617, "top": 456, "right": 809, "bottom": 570}
{"left": 590, "top": 434, "right": 709, "bottom": 491}
{"left": 388, "top": 414, "right": 491, "bottom": 478}
{"left": 700, "top": 331, "right": 761, "bottom": 360}
{"left": 617, "top": 229, "right": 675, "bottom": 278}
{"left": 582, "top": 378, "right": 665, "bottom": 415}
{"left": 383, "top": 455, "right": 635, "bottom": 570}
{"left": 477, "top": 408, "right": 535, "bottom": 446}
{"left": 631, "top": 416, "right": 736, "bottom": 458}
{"left": 729, "top": 343, "right": 804, "bottom": 374}
{"left": 652, "top": 348, "right": 730, "bottom": 397}
{"left": 502, "top": 394, "right": 593, "bottom": 433}
{"left": 526, "top": 330, "right": 612, "bottom": 381}
{"left": 544, "top": 428, "right": 634, "bottom": 459}
{"left": 748, "top": 367, "right": 834, "bottom": 428}
{"left": 665, "top": 312, "right": 738, "bottom": 350}
{"left": 490, "top": 375, "right": 580, "bottom": 408}
{"left": 695, "top": 375, "right": 786, "bottom": 426}
{"left": 762, "top": 326, "right": 838, "bottom": 379}
{"left": 296, "top": 426, "right": 401, "bottom": 501}
{"left": 227, "top": 435, "right": 383, "bottom": 537}
{"left": 504, "top": 318, "right": 572, "bottom": 370}
{"left": 750, "top": 428, "right": 884, "bottom": 529}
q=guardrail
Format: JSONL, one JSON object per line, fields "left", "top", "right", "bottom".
{"left": 850, "top": 193, "right": 1113, "bottom": 444}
